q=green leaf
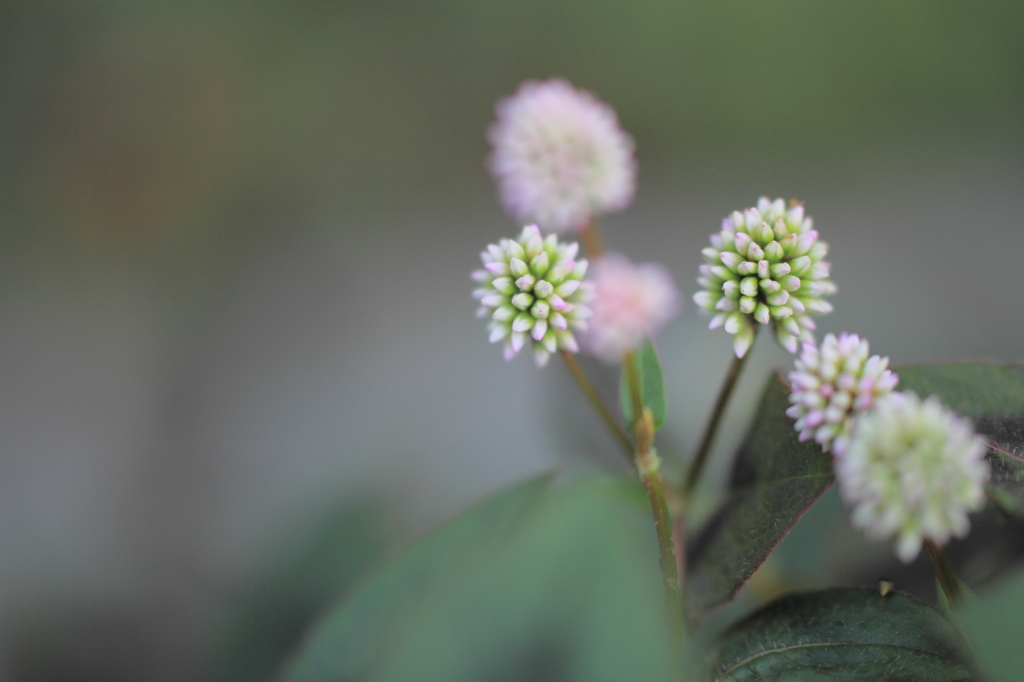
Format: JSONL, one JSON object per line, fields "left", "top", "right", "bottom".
{"left": 282, "top": 475, "right": 673, "bottom": 682}
{"left": 282, "top": 472, "right": 554, "bottom": 682}
{"left": 620, "top": 336, "right": 667, "bottom": 430}
{"left": 984, "top": 452, "right": 1024, "bottom": 517}
{"left": 708, "top": 588, "right": 974, "bottom": 682}
{"left": 960, "top": 569, "right": 1024, "bottom": 682}
{"left": 896, "top": 363, "right": 1024, "bottom": 516}
{"left": 215, "top": 497, "right": 390, "bottom": 682}
{"left": 687, "top": 373, "right": 834, "bottom": 614}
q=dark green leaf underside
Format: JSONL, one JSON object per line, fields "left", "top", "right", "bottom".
{"left": 620, "top": 336, "right": 667, "bottom": 431}
{"left": 687, "top": 374, "right": 834, "bottom": 613}
{"left": 709, "top": 588, "right": 973, "bottom": 682}
{"left": 897, "top": 363, "right": 1024, "bottom": 516}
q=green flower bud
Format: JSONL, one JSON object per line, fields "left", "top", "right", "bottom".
{"left": 473, "top": 225, "right": 591, "bottom": 366}
{"left": 692, "top": 197, "right": 836, "bottom": 357}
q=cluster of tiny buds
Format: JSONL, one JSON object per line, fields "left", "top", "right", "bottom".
{"left": 694, "top": 198, "right": 836, "bottom": 358}
{"left": 487, "top": 78, "right": 636, "bottom": 233}
{"left": 838, "top": 392, "right": 989, "bottom": 563}
{"left": 787, "top": 332, "right": 898, "bottom": 456}
{"left": 472, "top": 225, "right": 591, "bottom": 366}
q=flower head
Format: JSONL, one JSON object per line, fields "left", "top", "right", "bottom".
{"left": 786, "top": 332, "right": 898, "bottom": 456}
{"left": 472, "top": 225, "right": 592, "bottom": 366}
{"left": 837, "top": 392, "right": 989, "bottom": 563}
{"left": 586, "top": 253, "right": 679, "bottom": 362}
{"left": 487, "top": 78, "right": 636, "bottom": 233}
{"left": 693, "top": 198, "right": 836, "bottom": 357}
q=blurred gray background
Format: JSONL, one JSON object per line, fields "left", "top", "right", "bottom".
{"left": 0, "top": 1, "right": 1021, "bottom": 679}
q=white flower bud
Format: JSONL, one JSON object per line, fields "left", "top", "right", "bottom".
{"left": 838, "top": 392, "right": 989, "bottom": 563}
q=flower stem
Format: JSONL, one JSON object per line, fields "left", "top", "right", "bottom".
{"left": 684, "top": 338, "right": 754, "bottom": 498}
{"left": 580, "top": 218, "right": 605, "bottom": 258}
{"left": 559, "top": 350, "right": 634, "bottom": 461}
{"left": 924, "top": 540, "right": 963, "bottom": 609}
{"left": 625, "top": 353, "right": 685, "bottom": 639}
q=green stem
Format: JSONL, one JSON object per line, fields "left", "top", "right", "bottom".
{"left": 559, "top": 350, "right": 634, "bottom": 461}
{"left": 924, "top": 540, "right": 963, "bottom": 609}
{"left": 624, "top": 352, "right": 645, "bottom": 433}
{"left": 579, "top": 218, "right": 605, "bottom": 258}
{"left": 684, "top": 338, "right": 754, "bottom": 497}
{"left": 625, "top": 353, "right": 685, "bottom": 639}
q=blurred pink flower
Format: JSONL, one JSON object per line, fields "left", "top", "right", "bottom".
{"left": 488, "top": 78, "right": 636, "bottom": 233}
{"left": 586, "top": 254, "right": 679, "bottom": 362}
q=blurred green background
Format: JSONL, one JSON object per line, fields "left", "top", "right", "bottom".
{"left": 0, "top": 1, "right": 1022, "bottom": 680}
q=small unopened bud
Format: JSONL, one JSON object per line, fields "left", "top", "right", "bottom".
{"left": 533, "top": 280, "right": 554, "bottom": 298}
{"left": 512, "top": 313, "right": 534, "bottom": 333}
{"left": 511, "top": 293, "right": 534, "bottom": 310}
{"left": 514, "top": 274, "right": 535, "bottom": 292}
{"left": 740, "top": 277, "right": 759, "bottom": 297}
{"left": 510, "top": 257, "right": 529, "bottom": 278}
{"left": 528, "top": 250, "right": 549, "bottom": 275}
{"left": 720, "top": 252, "right": 743, "bottom": 272}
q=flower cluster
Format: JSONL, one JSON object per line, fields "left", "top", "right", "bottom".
{"left": 487, "top": 78, "right": 636, "bottom": 233}
{"left": 474, "top": 77, "right": 1002, "bottom": 576}
{"left": 837, "top": 392, "right": 989, "bottom": 562}
{"left": 472, "top": 225, "right": 591, "bottom": 366}
{"left": 586, "top": 254, "right": 680, "bottom": 362}
{"left": 694, "top": 198, "right": 835, "bottom": 357}
{"left": 787, "top": 332, "right": 898, "bottom": 456}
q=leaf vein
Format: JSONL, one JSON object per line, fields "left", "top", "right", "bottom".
{"left": 713, "top": 641, "right": 962, "bottom": 682}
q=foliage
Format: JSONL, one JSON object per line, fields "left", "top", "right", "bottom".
{"left": 283, "top": 475, "right": 673, "bottom": 682}
{"left": 687, "top": 374, "right": 834, "bottom": 613}
{"left": 215, "top": 497, "right": 391, "bottom": 682}
{"left": 961, "top": 570, "right": 1024, "bottom": 682}
{"left": 620, "top": 337, "right": 668, "bottom": 431}
{"left": 280, "top": 363, "right": 1024, "bottom": 680}
{"left": 706, "top": 588, "right": 973, "bottom": 681}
